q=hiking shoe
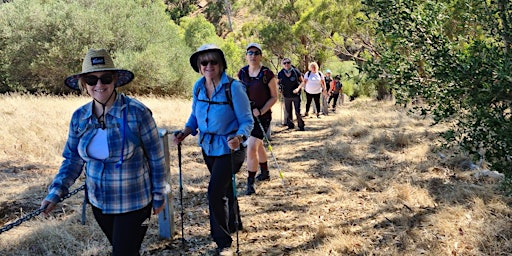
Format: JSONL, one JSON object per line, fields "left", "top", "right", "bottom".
{"left": 298, "top": 127, "right": 305, "bottom": 131}
{"left": 245, "top": 177, "right": 256, "bottom": 195}
{"left": 256, "top": 170, "right": 270, "bottom": 181}
{"left": 217, "top": 247, "right": 234, "bottom": 256}
{"left": 302, "top": 113, "right": 309, "bottom": 117}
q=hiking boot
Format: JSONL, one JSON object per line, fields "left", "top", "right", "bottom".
{"left": 302, "top": 112, "right": 308, "bottom": 117}
{"left": 217, "top": 247, "right": 234, "bottom": 256}
{"left": 298, "top": 127, "right": 305, "bottom": 131}
{"left": 256, "top": 170, "right": 270, "bottom": 181}
{"left": 245, "top": 177, "right": 256, "bottom": 195}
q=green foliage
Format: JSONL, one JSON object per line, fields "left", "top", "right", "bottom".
{"left": 0, "top": 0, "right": 194, "bottom": 95}
{"left": 180, "top": 15, "right": 222, "bottom": 50}
{"left": 220, "top": 35, "right": 246, "bottom": 77}
{"left": 363, "top": 0, "right": 512, "bottom": 179}
{"left": 164, "top": 0, "right": 198, "bottom": 24}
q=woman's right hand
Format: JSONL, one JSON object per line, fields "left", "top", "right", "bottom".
{"left": 173, "top": 130, "right": 187, "bottom": 145}
{"left": 40, "top": 200, "right": 56, "bottom": 215}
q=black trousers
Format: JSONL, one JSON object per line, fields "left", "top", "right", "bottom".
{"left": 328, "top": 93, "right": 340, "bottom": 108}
{"left": 284, "top": 95, "right": 304, "bottom": 129}
{"left": 92, "top": 203, "right": 151, "bottom": 256}
{"left": 202, "top": 146, "right": 246, "bottom": 249}
{"left": 305, "top": 92, "right": 321, "bottom": 115}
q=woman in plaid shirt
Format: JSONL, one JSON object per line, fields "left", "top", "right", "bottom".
{"left": 41, "top": 49, "right": 167, "bottom": 256}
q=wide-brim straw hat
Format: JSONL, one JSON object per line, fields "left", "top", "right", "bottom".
{"left": 189, "top": 44, "right": 227, "bottom": 73}
{"left": 64, "top": 48, "right": 134, "bottom": 91}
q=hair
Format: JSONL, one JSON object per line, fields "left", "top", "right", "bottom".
{"left": 282, "top": 58, "right": 291, "bottom": 64}
{"left": 197, "top": 51, "right": 226, "bottom": 74}
{"left": 308, "top": 62, "right": 319, "bottom": 71}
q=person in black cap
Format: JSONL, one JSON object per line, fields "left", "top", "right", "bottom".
{"left": 41, "top": 48, "right": 167, "bottom": 256}
{"left": 277, "top": 58, "right": 305, "bottom": 131}
{"left": 237, "top": 42, "right": 278, "bottom": 195}
{"left": 174, "top": 44, "right": 253, "bottom": 255}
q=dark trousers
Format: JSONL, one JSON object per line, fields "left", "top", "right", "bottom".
{"left": 328, "top": 93, "right": 340, "bottom": 108}
{"left": 284, "top": 95, "right": 304, "bottom": 129}
{"left": 305, "top": 92, "right": 321, "bottom": 115}
{"left": 92, "top": 203, "right": 151, "bottom": 256}
{"left": 202, "top": 146, "right": 246, "bottom": 249}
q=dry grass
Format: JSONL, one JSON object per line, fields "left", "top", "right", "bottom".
{"left": 1, "top": 95, "right": 511, "bottom": 255}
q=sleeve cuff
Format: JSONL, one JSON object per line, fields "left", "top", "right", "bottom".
{"left": 153, "top": 199, "right": 164, "bottom": 209}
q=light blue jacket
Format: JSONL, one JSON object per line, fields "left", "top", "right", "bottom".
{"left": 186, "top": 72, "right": 253, "bottom": 156}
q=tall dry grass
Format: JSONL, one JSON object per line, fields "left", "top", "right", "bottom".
{"left": 1, "top": 94, "right": 511, "bottom": 256}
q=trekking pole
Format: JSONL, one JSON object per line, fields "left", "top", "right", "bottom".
{"left": 255, "top": 116, "right": 286, "bottom": 188}
{"left": 173, "top": 131, "right": 186, "bottom": 246}
{"left": 228, "top": 136, "right": 240, "bottom": 255}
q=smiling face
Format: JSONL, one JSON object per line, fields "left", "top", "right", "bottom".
{"left": 198, "top": 51, "right": 223, "bottom": 81}
{"left": 82, "top": 71, "right": 116, "bottom": 103}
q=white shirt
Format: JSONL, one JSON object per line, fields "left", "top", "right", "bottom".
{"left": 304, "top": 71, "right": 324, "bottom": 94}
{"left": 87, "top": 128, "right": 109, "bottom": 160}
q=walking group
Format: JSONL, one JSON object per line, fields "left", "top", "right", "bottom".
{"left": 39, "top": 42, "right": 343, "bottom": 256}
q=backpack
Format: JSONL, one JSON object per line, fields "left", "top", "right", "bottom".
{"left": 194, "top": 76, "right": 235, "bottom": 110}
{"left": 333, "top": 81, "right": 342, "bottom": 93}
{"left": 239, "top": 65, "right": 273, "bottom": 86}
{"left": 305, "top": 71, "right": 323, "bottom": 80}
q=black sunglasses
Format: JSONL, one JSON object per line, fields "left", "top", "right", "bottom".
{"left": 83, "top": 73, "right": 114, "bottom": 86}
{"left": 246, "top": 51, "right": 262, "bottom": 56}
{"left": 283, "top": 61, "right": 291, "bottom": 65}
{"left": 200, "top": 60, "right": 219, "bottom": 66}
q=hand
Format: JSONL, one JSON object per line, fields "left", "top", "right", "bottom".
{"left": 40, "top": 200, "right": 56, "bottom": 215}
{"left": 227, "top": 135, "right": 241, "bottom": 150}
{"left": 153, "top": 203, "right": 165, "bottom": 215}
{"left": 172, "top": 130, "right": 186, "bottom": 145}
{"left": 293, "top": 88, "right": 299, "bottom": 94}
{"left": 252, "top": 108, "right": 261, "bottom": 117}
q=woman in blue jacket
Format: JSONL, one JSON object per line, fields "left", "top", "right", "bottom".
{"left": 174, "top": 44, "right": 253, "bottom": 255}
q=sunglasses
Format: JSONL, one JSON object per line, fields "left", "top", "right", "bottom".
{"left": 83, "top": 73, "right": 114, "bottom": 86}
{"left": 246, "top": 51, "right": 262, "bottom": 56}
{"left": 200, "top": 60, "right": 219, "bottom": 66}
{"left": 283, "top": 61, "right": 291, "bottom": 65}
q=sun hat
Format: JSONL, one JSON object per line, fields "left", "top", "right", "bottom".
{"left": 189, "top": 44, "right": 227, "bottom": 73}
{"left": 64, "top": 48, "right": 134, "bottom": 91}
{"left": 246, "top": 42, "right": 262, "bottom": 52}
{"left": 325, "top": 69, "right": 332, "bottom": 74}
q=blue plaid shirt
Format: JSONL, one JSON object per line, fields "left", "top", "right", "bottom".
{"left": 186, "top": 72, "right": 253, "bottom": 156}
{"left": 45, "top": 93, "right": 167, "bottom": 214}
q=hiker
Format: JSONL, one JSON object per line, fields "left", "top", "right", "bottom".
{"left": 40, "top": 48, "right": 167, "bottom": 256}
{"left": 277, "top": 57, "right": 304, "bottom": 131}
{"left": 302, "top": 62, "right": 327, "bottom": 118}
{"left": 237, "top": 42, "right": 278, "bottom": 195}
{"left": 321, "top": 69, "right": 332, "bottom": 116}
{"left": 328, "top": 75, "right": 343, "bottom": 112}
{"left": 173, "top": 44, "right": 253, "bottom": 255}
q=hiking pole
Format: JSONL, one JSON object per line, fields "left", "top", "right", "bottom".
{"left": 173, "top": 131, "right": 186, "bottom": 246}
{"left": 255, "top": 116, "right": 285, "bottom": 187}
{"left": 228, "top": 136, "right": 240, "bottom": 255}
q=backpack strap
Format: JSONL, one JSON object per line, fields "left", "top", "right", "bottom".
{"left": 194, "top": 76, "right": 235, "bottom": 110}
